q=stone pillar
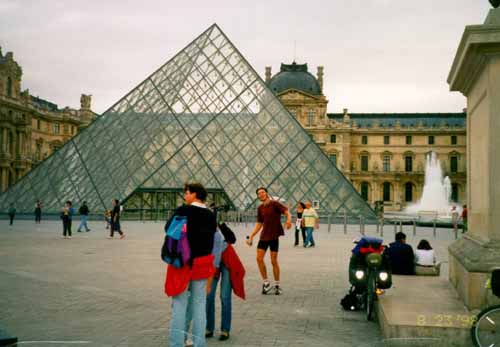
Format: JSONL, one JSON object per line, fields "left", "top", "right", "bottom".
{"left": 447, "top": 6, "right": 500, "bottom": 310}
{"left": 317, "top": 66, "right": 324, "bottom": 92}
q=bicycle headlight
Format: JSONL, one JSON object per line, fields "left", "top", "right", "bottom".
{"left": 379, "top": 271, "right": 389, "bottom": 281}
{"left": 355, "top": 270, "right": 365, "bottom": 280}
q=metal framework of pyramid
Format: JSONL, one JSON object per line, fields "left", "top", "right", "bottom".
{"left": 0, "top": 24, "right": 374, "bottom": 218}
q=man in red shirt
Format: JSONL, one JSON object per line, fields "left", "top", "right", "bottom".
{"left": 246, "top": 187, "right": 291, "bottom": 295}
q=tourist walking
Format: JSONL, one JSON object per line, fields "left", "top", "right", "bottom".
{"left": 77, "top": 201, "right": 91, "bottom": 232}
{"left": 302, "top": 201, "right": 319, "bottom": 248}
{"left": 109, "top": 199, "right": 125, "bottom": 239}
{"left": 61, "top": 201, "right": 74, "bottom": 239}
{"left": 35, "top": 200, "right": 42, "bottom": 223}
{"left": 461, "top": 204, "right": 468, "bottom": 233}
{"left": 163, "top": 182, "right": 217, "bottom": 347}
{"left": 8, "top": 203, "right": 16, "bottom": 226}
{"left": 246, "top": 187, "right": 291, "bottom": 295}
{"left": 294, "top": 202, "right": 306, "bottom": 247}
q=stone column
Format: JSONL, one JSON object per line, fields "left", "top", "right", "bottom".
{"left": 447, "top": 6, "right": 500, "bottom": 310}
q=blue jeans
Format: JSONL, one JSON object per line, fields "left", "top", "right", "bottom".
{"left": 170, "top": 279, "right": 207, "bottom": 347}
{"left": 304, "top": 227, "right": 315, "bottom": 247}
{"left": 78, "top": 215, "right": 90, "bottom": 231}
{"left": 206, "top": 264, "right": 232, "bottom": 333}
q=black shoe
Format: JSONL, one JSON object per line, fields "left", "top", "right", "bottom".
{"left": 274, "top": 285, "right": 282, "bottom": 295}
{"left": 219, "top": 332, "right": 230, "bottom": 341}
{"left": 77, "top": 230, "right": 82, "bottom": 232}
{"left": 205, "top": 331, "right": 214, "bottom": 338}
{"left": 86, "top": 229, "right": 91, "bottom": 232}
{"left": 262, "top": 282, "right": 272, "bottom": 295}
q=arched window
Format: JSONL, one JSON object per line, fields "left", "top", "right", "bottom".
{"left": 451, "top": 183, "right": 459, "bottom": 202}
{"left": 383, "top": 182, "right": 391, "bottom": 202}
{"left": 405, "top": 182, "right": 414, "bottom": 202}
{"left": 7, "top": 77, "right": 13, "bottom": 97}
{"left": 361, "top": 182, "right": 369, "bottom": 201}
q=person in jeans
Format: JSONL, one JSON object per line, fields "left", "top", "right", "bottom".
{"left": 109, "top": 199, "right": 125, "bottom": 239}
{"left": 246, "top": 187, "right": 291, "bottom": 295}
{"left": 77, "top": 201, "right": 91, "bottom": 232}
{"left": 61, "top": 201, "right": 74, "bottom": 239}
{"left": 302, "top": 201, "right": 319, "bottom": 248}
{"left": 164, "top": 182, "right": 217, "bottom": 347}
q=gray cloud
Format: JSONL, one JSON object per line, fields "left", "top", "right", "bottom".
{"left": 0, "top": 0, "right": 492, "bottom": 114}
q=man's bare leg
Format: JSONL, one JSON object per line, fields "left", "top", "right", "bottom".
{"left": 270, "top": 251, "right": 280, "bottom": 282}
{"left": 256, "top": 248, "right": 268, "bottom": 280}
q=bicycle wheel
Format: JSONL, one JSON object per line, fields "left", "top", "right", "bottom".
{"left": 471, "top": 304, "right": 500, "bottom": 346}
{"left": 366, "top": 271, "right": 375, "bottom": 321}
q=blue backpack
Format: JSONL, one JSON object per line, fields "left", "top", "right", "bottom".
{"left": 161, "top": 215, "right": 191, "bottom": 268}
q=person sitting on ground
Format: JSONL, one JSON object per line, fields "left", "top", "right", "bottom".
{"left": 385, "top": 231, "right": 415, "bottom": 275}
{"left": 415, "top": 239, "right": 436, "bottom": 267}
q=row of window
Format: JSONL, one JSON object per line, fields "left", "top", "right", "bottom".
{"left": 330, "top": 134, "right": 458, "bottom": 145}
{"left": 34, "top": 119, "right": 75, "bottom": 135}
{"left": 360, "top": 181, "right": 460, "bottom": 202}
{"left": 329, "top": 154, "right": 459, "bottom": 173}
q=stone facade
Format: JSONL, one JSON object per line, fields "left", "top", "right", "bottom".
{"left": 266, "top": 64, "right": 467, "bottom": 211}
{"left": 0, "top": 47, "right": 95, "bottom": 192}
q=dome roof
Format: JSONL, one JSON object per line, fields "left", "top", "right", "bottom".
{"left": 268, "top": 62, "right": 321, "bottom": 96}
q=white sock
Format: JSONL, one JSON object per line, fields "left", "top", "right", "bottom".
{"left": 275, "top": 281, "right": 280, "bottom": 287}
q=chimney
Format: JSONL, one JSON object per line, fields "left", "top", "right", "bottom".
{"left": 317, "top": 66, "right": 324, "bottom": 92}
{"left": 265, "top": 66, "right": 272, "bottom": 82}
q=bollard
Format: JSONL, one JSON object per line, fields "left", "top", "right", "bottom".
{"left": 399, "top": 220, "right": 403, "bottom": 233}
{"left": 433, "top": 219, "right": 437, "bottom": 238}
{"left": 376, "top": 222, "right": 379, "bottom": 234}
{"left": 413, "top": 220, "right": 416, "bottom": 237}
{"left": 360, "top": 216, "right": 365, "bottom": 235}
{"left": 394, "top": 222, "right": 397, "bottom": 234}
{"left": 343, "top": 211, "right": 347, "bottom": 234}
{"left": 380, "top": 218, "right": 384, "bottom": 237}
{"left": 328, "top": 214, "right": 332, "bottom": 233}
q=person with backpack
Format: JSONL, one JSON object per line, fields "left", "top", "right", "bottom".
{"left": 77, "top": 201, "right": 91, "bottom": 232}
{"left": 162, "top": 182, "right": 217, "bottom": 347}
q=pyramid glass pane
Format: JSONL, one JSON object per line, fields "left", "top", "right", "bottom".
{"left": 0, "top": 24, "right": 374, "bottom": 219}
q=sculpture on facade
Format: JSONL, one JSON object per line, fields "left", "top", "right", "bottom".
{"left": 80, "top": 94, "right": 92, "bottom": 110}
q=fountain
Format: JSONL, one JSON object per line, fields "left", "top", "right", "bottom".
{"left": 405, "top": 152, "right": 458, "bottom": 216}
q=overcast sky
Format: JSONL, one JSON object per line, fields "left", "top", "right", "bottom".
{"left": 0, "top": 0, "right": 492, "bottom": 114}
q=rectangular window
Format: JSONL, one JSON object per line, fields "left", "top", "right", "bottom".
{"left": 451, "top": 183, "right": 459, "bottom": 202}
{"left": 405, "top": 156, "right": 413, "bottom": 172}
{"left": 63, "top": 124, "right": 69, "bottom": 134}
{"left": 384, "top": 135, "right": 390, "bottom": 145}
{"left": 330, "top": 154, "right": 337, "bottom": 166}
{"left": 307, "top": 109, "right": 315, "bottom": 126}
{"left": 428, "top": 135, "right": 435, "bottom": 145}
{"left": 383, "top": 182, "right": 391, "bottom": 202}
{"left": 330, "top": 134, "right": 336, "bottom": 143}
{"left": 406, "top": 135, "right": 412, "bottom": 145}
{"left": 362, "top": 135, "right": 368, "bottom": 145}
{"left": 37, "top": 119, "right": 41, "bottom": 130}
{"left": 53, "top": 123, "right": 60, "bottom": 135}
{"left": 451, "top": 135, "right": 457, "bottom": 145}
{"left": 450, "top": 156, "right": 458, "bottom": 173}
{"left": 361, "top": 155, "right": 369, "bottom": 171}
{"left": 383, "top": 155, "right": 390, "bottom": 172}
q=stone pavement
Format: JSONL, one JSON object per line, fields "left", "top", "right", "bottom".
{"left": 0, "top": 219, "right": 461, "bottom": 347}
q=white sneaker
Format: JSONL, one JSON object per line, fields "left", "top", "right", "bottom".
{"left": 185, "top": 339, "right": 194, "bottom": 347}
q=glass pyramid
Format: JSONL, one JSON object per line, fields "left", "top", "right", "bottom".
{"left": 0, "top": 24, "right": 375, "bottom": 219}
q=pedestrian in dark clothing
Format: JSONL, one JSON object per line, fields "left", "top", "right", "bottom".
{"left": 109, "top": 199, "right": 125, "bottom": 239}
{"left": 77, "top": 201, "right": 91, "bottom": 232}
{"left": 35, "top": 200, "right": 42, "bottom": 223}
{"left": 8, "top": 204, "right": 16, "bottom": 226}
{"left": 385, "top": 232, "right": 415, "bottom": 275}
{"left": 61, "top": 201, "right": 74, "bottom": 239}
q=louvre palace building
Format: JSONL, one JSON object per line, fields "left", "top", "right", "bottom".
{"left": 0, "top": 47, "right": 96, "bottom": 193}
{"left": 265, "top": 62, "right": 466, "bottom": 211}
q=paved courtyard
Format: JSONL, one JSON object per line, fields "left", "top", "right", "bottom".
{"left": 0, "top": 219, "right": 460, "bottom": 347}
